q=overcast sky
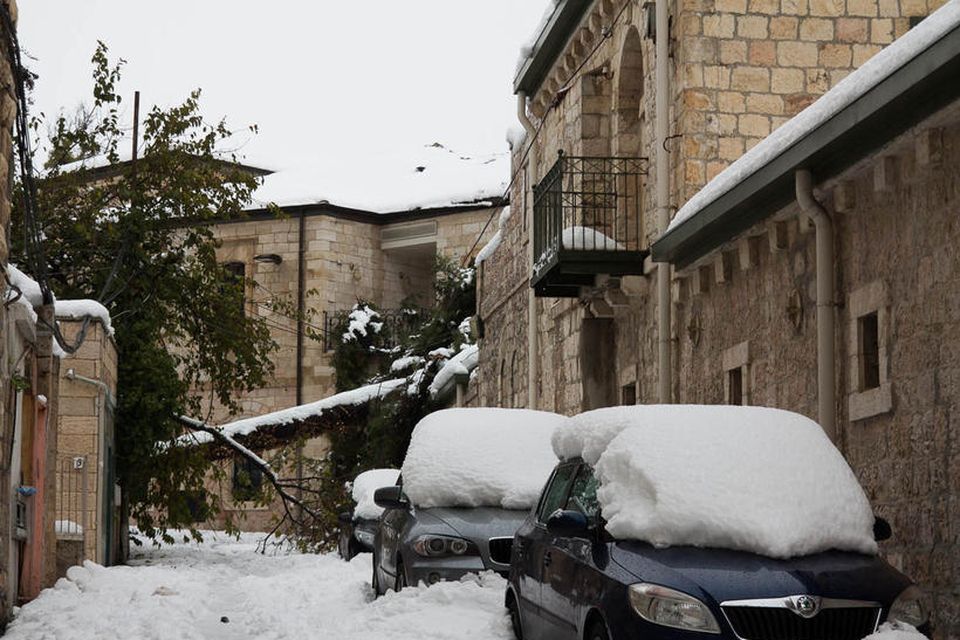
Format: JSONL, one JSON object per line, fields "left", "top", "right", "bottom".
{"left": 18, "top": 1, "right": 546, "bottom": 207}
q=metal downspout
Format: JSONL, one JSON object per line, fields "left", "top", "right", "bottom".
{"left": 795, "top": 169, "right": 837, "bottom": 442}
{"left": 295, "top": 210, "right": 306, "bottom": 509}
{"left": 655, "top": 0, "right": 672, "bottom": 403}
{"left": 518, "top": 92, "right": 539, "bottom": 410}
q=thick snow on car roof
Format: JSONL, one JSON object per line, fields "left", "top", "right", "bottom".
{"left": 351, "top": 469, "right": 401, "bottom": 520}
{"left": 554, "top": 405, "right": 877, "bottom": 559}
{"left": 402, "top": 408, "right": 569, "bottom": 510}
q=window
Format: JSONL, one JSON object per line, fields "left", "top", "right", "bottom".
{"left": 565, "top": 465, "right": 600, "bottom": 519}
{"left": 847, "top": 281, "right": 892, "bottom": 421}
{"left": 727, "top": 368, "right": 744, "bottom": 405}
{"left": 232, "top": 456, "right": 264, "bottom": 502}
{"left": 222, "top": 261, "right": 246, "bottom": 315}
{"left": 536, "top": 464, "right": 577, "bottom": 524}
{"left": 858, "top": 312, "right": 880, "bottom": 391}
{"left": 621, "top": 382, "right": 637, "bottom": 406}
{"left": 722, "top": 341, "right": 751, "bottom": 406}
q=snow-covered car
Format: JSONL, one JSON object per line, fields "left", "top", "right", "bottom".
{"left": 338, "top": 468, "right": 400, "bottom": 561}
{"left": 506, "top": 405, "right": 930, "bottom": 640}
{"left": 371, "top": 408, "right": 569, "bottom": 595}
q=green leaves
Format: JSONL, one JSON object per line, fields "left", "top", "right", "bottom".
{"left": 13, "top": 43, "right": 277, "bottom": 542}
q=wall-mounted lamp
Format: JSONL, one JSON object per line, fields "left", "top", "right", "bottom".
{"left": 254, "top": 254, "right": 283, "bottom": 265}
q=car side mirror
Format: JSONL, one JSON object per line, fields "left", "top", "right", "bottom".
{"left": 338, "top": 511, "right": 353, "bottom": 525}
{"left": 874, "top": 517, "right": 892, "bottom": 542}
{"left": 546, "top": 509, "right": 591, "bottom": 538}
{"left": 374, "top": 486, "right": 407, "bottom": 510}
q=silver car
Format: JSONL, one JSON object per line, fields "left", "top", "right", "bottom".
{"left": 371, "top": 480, "right": 528, "bottom": 595}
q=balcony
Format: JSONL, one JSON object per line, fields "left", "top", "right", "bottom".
{"left": 532, "top": 153, "right": 649, "bottom": 298}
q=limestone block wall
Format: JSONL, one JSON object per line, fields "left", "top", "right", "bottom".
{"left": 55, "top": 319, "right": 118, "bottom": 566}
{"left": 0, "top": 0, "right": 19, "bottom": 622}
{"left": 669, "top": 103, "right": 960, "bottom": 639}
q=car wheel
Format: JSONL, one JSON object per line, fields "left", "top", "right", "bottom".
{"left": 506, "top": 592, "right": 523, "bottom": 639}
{"left": 394, "top": 557, "right": 408, "bottom": 592}
{"left": 586, "top": 620, "right": 609, "bottom": 640}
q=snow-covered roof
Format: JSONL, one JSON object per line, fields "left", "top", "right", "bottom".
{"left": 351, "top": 468, "right": 400, "bottom": 521}
{"left": 401, "top": 408, "right": 569, "bottom": 509}
{"left": 250, "top": 143, "right": 509, "bottom": 214}
{"left": 554, "top": 405, "right": 878, "bottom": 559}
{"left": 5, "top": 264, "right": 114, "bottom": 338}
{"left": 183, "top": 378, "right": 406, "bottom": 446}
{"left": 666, "top": 0, "right": 960, "bottom": 234}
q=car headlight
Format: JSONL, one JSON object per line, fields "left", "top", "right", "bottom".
{"left": 354, "top": 529, "right": 375, "bottom": 547}
{"left": 889, "top": 586, "right": 929, "bottom": 628}
{"left": 412, "top": 535, "right": 477, "bottom": 558}
{"left": 628, "top": 583, "right": 721, "bottom": 634}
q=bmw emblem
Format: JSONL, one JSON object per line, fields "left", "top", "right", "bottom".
{"left": 793, "top": 596, "right": 820, "bottom": 618}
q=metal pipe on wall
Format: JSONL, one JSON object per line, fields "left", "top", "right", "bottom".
{"left": 795, "top": 169, "right": 837, "bottom": 442}
{"left": 518, "top": 92, "right": 539, "bottom": 410}
{"left": 655, "top": 0, "right": 673, "bottom": 404}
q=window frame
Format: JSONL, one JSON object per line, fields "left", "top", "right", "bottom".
{"left": 534, "top": 461, "right": 579, "bottom": 527}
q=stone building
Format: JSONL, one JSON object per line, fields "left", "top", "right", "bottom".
{"left": 475, "top": 0, "right": 956, "bottom": 637}
{"left": 199, "top": 192, "right": 501, "bottom": 530}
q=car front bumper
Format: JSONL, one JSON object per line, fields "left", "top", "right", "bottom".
{"left": 404, "top": 554, "right": 506, "bottom": 586}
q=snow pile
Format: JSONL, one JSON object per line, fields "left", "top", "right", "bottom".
{"left": 5, "top": 531, "right": 514, "bottom": 640}
{"left": 516, "top": 0, "right": 562, "bottom": 74}
{"left": 562, "top": 226, "right": 624, "bottom": 251}
{"left": 402, "top": 408, "right": 568, "bottom": 509}
{"left": 428, "top": 344, "right": 480, "bottom": 399}
{"left": 351, "top": 468, "right": 401, "bottom": 520}
{"left": 668, "top": 0, "right": 960, "bottom": 233}
{"left": 390, "top": 355, "right": 425, "bottom": 373}
{"left": 342, "top": 305, "right": 383, "bottom": 343}
{"left": 475, "top": 206, "right": 512, "bottom": 265}
{"left": 5, "top": 264, "right": 114, "bottom": 345}
{"left": 252, "top": 142, "right": 509, "bottom": 214}
{"left": 182, "top": 378, "right": 406, "bottom": 445}
{"left": 56, "top": 299, "right": 114, "bottom": 336}
{"left": 554, "top": 405, "right": 878, "bottom": 558}
{"left": 863, "top": 622, "right": 928, "bottom": 640}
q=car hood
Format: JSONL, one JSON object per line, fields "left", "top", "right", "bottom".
{"left": 610, "top": 541, "right": 912, "bottom": 606}
{"left": 417, "top": 507, "right": 529, "bottom": 539}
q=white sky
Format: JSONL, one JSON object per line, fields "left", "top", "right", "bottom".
{"left": 18, "top": 1, "right": 547, "bottom": 210}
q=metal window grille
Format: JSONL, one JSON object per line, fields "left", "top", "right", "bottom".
{"left": 55, "top": 456, "right": 88, "bottom": 542}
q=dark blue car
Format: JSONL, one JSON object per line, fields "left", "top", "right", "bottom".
{"left": 507, "top": 458, "right": 929, "bottom": 640}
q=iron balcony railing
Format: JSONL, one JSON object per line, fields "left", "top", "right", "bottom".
{"left": 533, "top": 152, "right": 649, "bottom": 281}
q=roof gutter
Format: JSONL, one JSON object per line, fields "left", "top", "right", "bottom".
{"left": 651, "top": 20, "right": 960, "bottom": 268}
{"left": 514, "top": 0, "right": 592, "bottom": 96}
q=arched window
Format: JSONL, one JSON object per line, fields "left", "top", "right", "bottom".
{"left": 613, "top": 26, "right": 646, "bottom": 249}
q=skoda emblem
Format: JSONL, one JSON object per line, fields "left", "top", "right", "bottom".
{"left": 793, "top": 596, "right": 820, "bottom": 618}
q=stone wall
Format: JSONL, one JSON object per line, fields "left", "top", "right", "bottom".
{"left": 55, "top": 319, "right": 118, "bottom": 567}
{"left": 0, "top": 0, "right": 19, "bottom": 623}
{"left": 479, "top": 0, "right": 958, "bottom": 636}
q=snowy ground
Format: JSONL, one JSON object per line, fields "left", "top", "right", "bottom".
{"left": 5, "top": 531, "right": 514, "bottom": 640}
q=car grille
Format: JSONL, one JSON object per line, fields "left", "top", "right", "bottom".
{"left": 722, "top": 605, "right": 881, "bottom": 640}
{"left": 488, "top": 538, "right": 513, "bottom": 565}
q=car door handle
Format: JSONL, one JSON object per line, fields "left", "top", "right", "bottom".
{"left": 543, "top": 551, "right": 552, "bottom": 567}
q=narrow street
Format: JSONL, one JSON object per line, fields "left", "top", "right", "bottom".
{"left": 4, "top": 533, "right": 513, "bottom": 640}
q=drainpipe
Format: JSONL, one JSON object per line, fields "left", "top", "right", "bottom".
{"left": 65, "top": 368, "right": 115, "bottom": 564}
{"left": 518, "top": 92, "right": 539, "bottom": 410}
{"left": 795, "top": 169, "right": 836, "bottom": 442}
{"left": 655, "top": 0, "right": 672, "bottom": 403}
{"left": 295, "top": 211, "right": 307, "bottom": 509}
